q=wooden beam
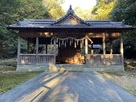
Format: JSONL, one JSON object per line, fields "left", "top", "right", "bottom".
{"left": 46, "top": 44, "right": 48, "bottom": 54}
{"left": 110, "top": 39, "right": 113, "bottom": 54}
{"left": 27, "top": 38, "right": 30, "bottom": 53}
{"left": 102, "top": 33, "right": 106, "bottom": 55}
{"left": 53, "top": 39, "right": 56, "bottom": 64}
{"left": 86, "top": 36, "right": 93, "bottom": 44}
{"left": 36, "top": 37, "right": 39, "bottom": 62}
{"left": 17, "top": 36, "right": 21, "bottom": 64}
{"left": 90, "top": 44, "right": 93, "bottom": 54}
{"left": 120, "top": 37, "right": 124, "bottom": 65}
{"left": 85, "top": 38, "right": 88, "bottom": 55}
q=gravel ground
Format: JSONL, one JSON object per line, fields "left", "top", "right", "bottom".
{"left": 102, "top": 71, "right": 136, "bottom": 96}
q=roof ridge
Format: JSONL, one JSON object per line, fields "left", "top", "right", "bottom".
{"left": 67, "top": 5, "right": 75, "bottom": 14}
{"left": 50, "top": 5, "right": 90, "bottom": 26}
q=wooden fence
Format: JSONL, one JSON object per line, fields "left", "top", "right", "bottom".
{"left": 18, "top": 54, "right": 123, "bottom": 66}
{"left": 86, "top": 54, "right": 122, "bottom": 65}
{"left": 19, "top": 54, "right": 55, "bottom": 64}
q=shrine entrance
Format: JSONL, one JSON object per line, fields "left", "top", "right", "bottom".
{"left": 56, "top": 42, "right": 85, "bottom": 64}
{"left": 51, "top": 36, "right": 93, "bottom": 64}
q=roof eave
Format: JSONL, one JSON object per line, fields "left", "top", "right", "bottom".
{"left": 7, "top": 26, "right": 134, "bottom": 31}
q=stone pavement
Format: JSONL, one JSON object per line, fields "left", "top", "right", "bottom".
{"left": 0, "top": 72, "right": 136, "bottom": 102}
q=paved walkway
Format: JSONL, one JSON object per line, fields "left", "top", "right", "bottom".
{"left": 0, "top": 72, "right": 136, "bottom": 102}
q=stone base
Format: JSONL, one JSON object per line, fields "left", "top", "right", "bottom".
{"left": 56, "top": 64, "right": 124, "bottom": 72}
{"left": 16, "top": 64, "right": 49, "bottom": 71}
{"left": 17, "top": 63, "right": 124, "bottom": 72}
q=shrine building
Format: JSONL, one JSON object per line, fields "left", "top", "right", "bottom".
{"left": 7, "top": 6, "right": 134, "bottom": 72}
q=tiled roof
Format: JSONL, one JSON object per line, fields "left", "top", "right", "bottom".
{"left": 7, "top": 6, "right": 133, "bottom": 29}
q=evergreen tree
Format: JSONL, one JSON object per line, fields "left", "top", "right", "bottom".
{"left": 92, "top": 0, "right": 117, "bottom": 20}
{"left": 0, "top": 0, "right": 50, "bottom": 58}
{"left": 111, "top": 0, "right": 136, "bottom": 58}
{"left": 43, "top": 0, "right": 65, "bottom": 19}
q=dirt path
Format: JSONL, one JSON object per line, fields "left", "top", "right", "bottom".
{"left": 0, "top": 72, "right": 136, "bottom": 102}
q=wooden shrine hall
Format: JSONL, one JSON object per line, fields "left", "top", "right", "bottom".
{"left": 7, "top": 6, "right": 134, "bottom": 71}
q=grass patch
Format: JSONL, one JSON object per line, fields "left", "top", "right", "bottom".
{"left": 0, "top": 65, "right": 16, "bottom": 71}
{"left": 0, "top": 71, "right": 42, "bottom": 94}
{"left": 0, "top": 58, "right": 17, "bottom": 67}
{"left": 127, "top": 90, "right": 136, "bottom": 96}
{"left": 0, "top": 58, "right": 42, "bottom": 94}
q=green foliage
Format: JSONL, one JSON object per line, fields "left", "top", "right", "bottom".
{"left": 74, "top": 7, "right": 93, "bottom": 20}
{"left": 0, "top": 0, "right": 19, "bottom": 58}
{"left": 16, "top": 0, "right": 49, "bottom": 20}
{"left": 43, "top": 0, "right": 65, "bottom": 19}
{"left": 0, "top": 0, "right": 51, "bottom": 58}
{"left": 92, "top": 0, "right": 136, "bottom": 58}
{"left": 111, "top": 0, "right": 136, "bottom": 58}
{"left": 0, "top": 59, "right": 17, "bottom": 67}
{"left": 111, "top": 0, "right": 136, "bottom": 24}
{"left": 92, "top": 0, "right": 117, "bottom": 20}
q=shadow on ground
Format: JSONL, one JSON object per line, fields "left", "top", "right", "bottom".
{"left": 0, "top": 72, "right": 136, "bottom": 102}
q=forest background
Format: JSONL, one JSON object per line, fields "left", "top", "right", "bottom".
{"left": 0, "top": 0, "right": 136, "bottom": 59}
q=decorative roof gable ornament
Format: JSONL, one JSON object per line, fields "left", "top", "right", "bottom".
{"left": 50, "top": 5, "right": 90, "bottom": 26}
{"left": 67, "top": 5, "right": 75, "bottom": 14}
{"left": 121, "top": 19, "right": 125, "bottom": 26}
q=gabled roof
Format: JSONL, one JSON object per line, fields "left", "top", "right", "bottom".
{"left": 7, "top": 5, "right": 133, "bottom": 30}
{"left": 50, "top": 5, "right": 90, "bottom": 26}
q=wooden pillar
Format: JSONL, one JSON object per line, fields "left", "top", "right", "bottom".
{"left": 46, "top": 44, "right": 48, "bottom": 54}
{"left": 85, "top": 37, "right": 88, "bottom": 64}
{"left": 33, "top": 44, "right": 36, "bottom": 53}
{"left": 17, "top": 36, "right": 21, "bottom": 64}
{"left": 53, "top": 39, "right": 56, "bottom": 64}
{"left": 27, "top": 38, "right": 30, "bottom": 53}
{"left": 110, "top": 39, "right": 113, "bottom": 54}
{"left": 102, "top": 33, "right": 106, "bottom": 55}
{"left": 120, "top": 37, "right": 124, "bottom": 65}
{"left": 91, "top": 44, "right": 93, "bottom": 54}
{"left": 85, "top": 37, "right": 88, "bottom": 55}
{"left": 36, "top": 37, "right": 39, "bottom": 62}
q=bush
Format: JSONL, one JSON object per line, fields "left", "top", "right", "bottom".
{"left": 0, "top": 59, "right": 17, "bottom": 67}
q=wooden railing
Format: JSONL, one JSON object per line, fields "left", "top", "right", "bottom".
{"left": 86, "top": 54, "right": 123, "bottom": 65}
{"left": 19, "top": 54, "right": 55, "bottom": 65}
{"left": 18, "top": 54, "right": 122, "bottom": 65}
